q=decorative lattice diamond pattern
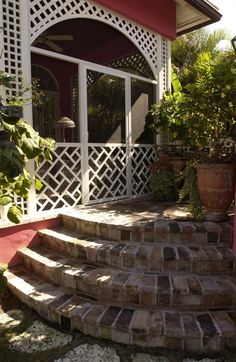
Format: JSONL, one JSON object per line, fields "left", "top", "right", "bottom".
{"left": 2, "top": 0, "right": 22, "bottom": 93}
{"left": 29, "top": 0, "right": 160, "bottom": 76}
{"left": 132, "top": 145, "right": 156, "bottom": 195}
{"left": 35, "top": 145, "right": 82, "bottom": 212}
{"left": 107, "top": 52, "right": 154, "bottom": 79}
{"left": 88, "top": 145, "right": 127, "bottom": 201}
{"left": 161, "top": 37, "right": 170, "bottom": 92}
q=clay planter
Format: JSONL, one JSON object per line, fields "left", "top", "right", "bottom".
{"left": 197, "top": 163, "right": 235, "bottom": 221}
{"left": 158, "top": 153, "right": 186, "bottom": 174}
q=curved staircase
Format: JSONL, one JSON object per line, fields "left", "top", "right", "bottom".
{"left": 5, "top": 205, "right": 236, "bottom": 353}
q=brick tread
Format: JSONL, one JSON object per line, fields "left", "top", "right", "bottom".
{"left": 61, "top": 214, "right": 233, "bottom": 245}
{"left": 6, "top": 267, "right": 236, "bottom": 353}
{"left": 39, "top": 228, "right": 236, "bottom": 274}
{"left": 18, "top": 246, "right": 236, "bottom": 310}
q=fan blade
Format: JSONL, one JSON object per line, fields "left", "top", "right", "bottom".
{"left": 46, "top": 35, "right": 73, "bottom": 41}
{"left": 45, "top": 40, "right": 63, "bottom": 53}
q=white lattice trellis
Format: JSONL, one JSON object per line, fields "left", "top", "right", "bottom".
{"left": 88, "top": 145, "right": 127, "bottom": 202}
{"left": 161, "top": 37, "right": 170, "bottom": 92}
{"left": 2, "top": 0, "right": 22, "bottom": 93}
{"left": 29, "top": 0, "right": 160, "bottom": 77}
{"left": 132, "top": 145, "right": 156, "bottom": 196}
{"left": 35, "top": 144, "right": 82, "bottom": 212}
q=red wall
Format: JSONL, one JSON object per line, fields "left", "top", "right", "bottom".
{"left": 0, "top": 218, "right": 61, "bottom": 267}
{"left": 93, "top": 0, "right": 176, "bottom": 40}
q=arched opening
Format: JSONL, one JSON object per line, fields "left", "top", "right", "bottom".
{"left": 32, "top": 18, "right": 154, "bottom": 79}
{"left": 31, "top": 18, "right": 156, "bottom": 144}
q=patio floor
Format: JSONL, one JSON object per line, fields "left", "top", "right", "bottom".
{"left": 64, "top": 195, "right": 193, "bottom": 226}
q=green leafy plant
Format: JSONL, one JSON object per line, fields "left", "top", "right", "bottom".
{"left": 0, "top": 263, "right": 7, "bottom": 296}
{"left": 0, "top": 71, "right": 56, "bottom": 223}
{"left": 178, "top": 161, "right": 203, "bottom": 221}
{"left": 149, "top": 169, "right": 178, "bottom": 202}
{"left": 150, "top": 50, "right": 236, "bottom": 162}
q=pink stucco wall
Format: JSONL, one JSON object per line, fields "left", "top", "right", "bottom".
{"left": 0, "top": 218, "right": 61, "bottom": 267}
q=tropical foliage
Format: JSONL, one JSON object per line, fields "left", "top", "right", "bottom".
{"left": 172, "top": 28, "right": 232, "bottom": 85}
{"left": 0, "top": 72, "right": 56, "bottom": 223}
{"left": 151, "top": 49, "right": 236, "bottom": 162}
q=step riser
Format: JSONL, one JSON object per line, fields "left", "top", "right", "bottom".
{"left": 20, "top": 250, "right": 236, "bottom": 311}
{"left": 6, "top": 270, "right": 236, "bottom": 354}
{"left": 41, "top": 233, "right": 236, "bottom": 274}
{"left": 61, "top": 215, "right": 233, "bottom": 246}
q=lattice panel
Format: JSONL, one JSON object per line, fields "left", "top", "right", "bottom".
{"left": 132, "top": 145, "right": 156, "bottom": 195}
{"left": 88, "top": 145, "right": 127, "bottom": 201}
{"left": 107, "top": 52, "right": 154, "bottom": 79}
{"left": 29, "top": 0, "right": 159, "bottom": 76}
{"left": 35, "top": 144, "right": 82, "bottom": 211}
{"left": 2, "top": 0, "right": 22, "bottom": 93}
{"left": 161, "top": 37, "right": 170, "bottom": 92}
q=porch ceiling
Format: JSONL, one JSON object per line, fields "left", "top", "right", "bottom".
{"left": 32, "top": 19, "right": 137, "bottom": 65}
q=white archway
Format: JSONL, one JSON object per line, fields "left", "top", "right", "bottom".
{"left": 29, "top": 0, "right": 163, "bottom": 79}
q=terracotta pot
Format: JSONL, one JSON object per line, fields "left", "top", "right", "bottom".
{"left": 197, "top": 163, "right": 235, "bottom": 221}
{"left": 158, "top": 153, "right": 186, "bottom": 174}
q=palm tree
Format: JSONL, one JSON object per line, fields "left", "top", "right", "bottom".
{"left": 171, "top": 28, "right": 231, "bottom": 85}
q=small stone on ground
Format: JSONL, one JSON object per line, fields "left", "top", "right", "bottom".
{"left": 132, "top": 353, "right": 169, "bottom": 362}
{"left": 54, "top": 343, "right": 120, "bottom": 362}
{"left": 0, "top": 309, "right": 24, "bottom": 331}
{"left": 8, "top": 320, "right": 72, "bottom": 353}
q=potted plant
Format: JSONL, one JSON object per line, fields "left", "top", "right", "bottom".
{"left": 150, "top": 51, "right": 236, "bottom": 221}
{"left": 149, "top": 159, "right": 179, "bottom": 202}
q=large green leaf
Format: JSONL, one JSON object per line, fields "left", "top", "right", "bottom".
{"left": 21, "top": 136, "right": 42, "bottom": 159}
{"left": 171, "top": 68, "right": 182, "bottom": 93}
{"left": 0, "top": 71, "right": 14, "bottom": 88}
{"left": 0, "top": 195, "right": 12, "bottom": 206}
{"left": 40, "top": 137, "right": 56, "bottom": 151}
{"left": 7, "top": 204, "right": 23, "bottom": 224}
{"left": 14, "top": 178, "right": 32, "bottom": 198}
{"left": 0, "top": 141, "right": 24, "bottom": 178}
{"left": 35, "top": 179, "right": 43, "bottom": 191}
{"left": 0, "top": 108, "right": 21, "bottom": 125}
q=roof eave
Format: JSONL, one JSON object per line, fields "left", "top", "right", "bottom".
{"left": 176, "top": 0, "right": 222, "bottom": 36}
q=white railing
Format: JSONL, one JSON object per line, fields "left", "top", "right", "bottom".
{"left": 35, "top": 143, "right": 82, "bottom": 212}
{"left": 0, "top": 143, "right": 155, "bottom": 221}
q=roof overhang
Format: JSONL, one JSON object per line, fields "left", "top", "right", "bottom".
{"left": 176, "top": 0, "right": 222, "bottom": 36}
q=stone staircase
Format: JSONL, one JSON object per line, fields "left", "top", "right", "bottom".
{"left": 5, "top": 208, "right": 236, "bottom": 353}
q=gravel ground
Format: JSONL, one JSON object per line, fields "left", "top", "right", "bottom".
{"left": 0, "top": 308, "right": 221, "bottom": 362}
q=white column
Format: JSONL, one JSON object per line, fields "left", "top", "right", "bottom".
{"left": 20, "top": 0, "right": 37, "bottom": 216}
{"left": 126, "top": 76, "right": 132, "bottom": 197}
{"left": 79, "top": 63, "right": 90, "bottom": 205}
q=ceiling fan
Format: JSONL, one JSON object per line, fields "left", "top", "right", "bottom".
{"left": 35, "top": 34, "right": 74, "bottom": 53}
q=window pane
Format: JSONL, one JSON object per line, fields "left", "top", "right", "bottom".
{"left": 131, "top": 79, "right": 155, "bottom": 144}
{"left": 87, "top": 70, "right": 125, "bottom": 143}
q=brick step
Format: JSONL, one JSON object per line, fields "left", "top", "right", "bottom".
{"left": 39, "top": 228, "right": 236, "bottom": 274}
{"left": 61, "top": 213, "right": 233, "bottom": 246}
{"left": 6, "top": 267, "right": 236, "bottom": 353}
{"left": 19, "top": 246, "right": 236, "bottom": 310}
